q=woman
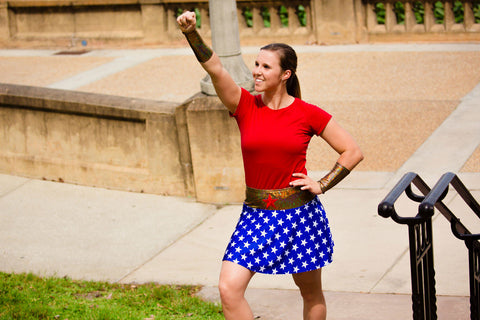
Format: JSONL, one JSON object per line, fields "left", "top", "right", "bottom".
{"left": 177, "top": 11, "right": 363, "bottom": 320}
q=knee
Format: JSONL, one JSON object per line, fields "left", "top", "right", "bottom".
{"left": 298, "top": 287, "right": 325, "bottom": 305}
{"left": 218, "top": 277, "right": 244, "bottom": 307}
{"left": 294, "top": 277, "right": 325, "bottom": 304}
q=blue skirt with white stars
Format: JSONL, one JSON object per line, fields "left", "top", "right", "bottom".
{"left": 222, "top": 196, "right": 334, "bottom": 274}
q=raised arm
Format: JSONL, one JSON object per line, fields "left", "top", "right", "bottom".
{"left": 177, "top": 11, "right": 242, "bottom": 113}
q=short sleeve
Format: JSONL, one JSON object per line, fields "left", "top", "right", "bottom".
{"left": 230, "top": 88, "right": 254, "bottom": 119}
{"left": 304, "top": 102, "right": 332, "bottom": 136}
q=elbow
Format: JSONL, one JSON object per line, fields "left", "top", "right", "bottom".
{"left": 354, "top": 147, "right": 364, "bottom": 166}
{"left": 347, "top": 146, "right": 364, "bottom": 169}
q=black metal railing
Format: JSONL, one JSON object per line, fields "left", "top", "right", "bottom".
{"left": 420, "top": 172, "right": 480, "bottom": 320}
{"left": 379, "top": 172, "right": 480, "bottom": 320}
{"left": 378, "top": 172, "right": 437, "bottom": 320}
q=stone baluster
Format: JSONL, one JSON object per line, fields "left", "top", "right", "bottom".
{"left": 444, "top": 1, "right": 455, "bottom": 31}
{"left": 252, "top": 5, "right": 263, "bottom": 34}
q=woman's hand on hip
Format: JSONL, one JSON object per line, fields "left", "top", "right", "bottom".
{"left": 290, "top": 173, "right": 322, "bottom": 195}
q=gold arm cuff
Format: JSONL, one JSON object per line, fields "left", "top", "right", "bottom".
{"left": 183, "top": 30, "right": 213, "bottom": 63}
{"left": 318, "top": 162, "right": 350, "bottom": 194}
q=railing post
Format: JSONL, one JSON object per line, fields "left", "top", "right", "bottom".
{"left": 465, "top": 239, "right": 480, "bottom": 319}
{"left": 408, "top": 220, "right": 437, "bottom": 320}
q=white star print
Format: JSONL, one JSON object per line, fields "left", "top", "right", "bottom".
{"left": 223, "top": 197, "right": 333, "bottom": 274}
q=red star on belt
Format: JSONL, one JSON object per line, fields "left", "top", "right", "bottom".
{"left": 262, "top": 194, "right": 278, "bottom": 209}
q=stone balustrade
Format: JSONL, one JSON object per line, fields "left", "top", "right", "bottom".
{"left": 1, "top": 0, "right": 478, "bottom": 47}
{"left": 363, "top": 0, "right": 480, "bottom": 42}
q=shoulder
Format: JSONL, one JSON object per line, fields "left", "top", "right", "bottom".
{"left": 293, "top": 99, "right": 332, "bottom": 135}
{"left": 232, "top": 88, "right": 262, "bottom": 118}
{"left": 294, "top": 99, "right": 332, "bottom": 119}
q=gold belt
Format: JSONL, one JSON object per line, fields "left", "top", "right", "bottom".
{"left": 245, "top": 186, "right": 316, "bottom": 210}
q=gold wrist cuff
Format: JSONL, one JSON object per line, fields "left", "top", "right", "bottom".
{"left": 318, "top": 162, "right": 350, "bottom": 194}
{"left": 183, "top": 30, "right": 213, "bottom": 63}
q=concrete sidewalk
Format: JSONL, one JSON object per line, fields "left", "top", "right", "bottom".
{"left": 1, "top": 44, "right": 480, "bottom": 319}
{"left": 1, "top": 173, "right": 477, "bottom": 319}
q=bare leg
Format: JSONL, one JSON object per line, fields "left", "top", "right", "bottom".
{"left": 218, "top": 261, "right": 256, "bottom": 320}
{"left": 292, "top": 268, "right": 327, "bottom": 320}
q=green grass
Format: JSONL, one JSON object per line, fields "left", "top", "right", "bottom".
{"left": 0, "top": 272, "right": 223, "bottom": 320}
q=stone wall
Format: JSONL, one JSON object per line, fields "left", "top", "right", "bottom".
{"left": 0, "top": 83, "right": 246, "bottom": 204}
{"left": 0, "top": 83, "right": 188, "bottom": 196}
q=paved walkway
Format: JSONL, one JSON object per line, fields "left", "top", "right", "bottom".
{"left": 1, "top": 44, "right": 480, "bottom": 319}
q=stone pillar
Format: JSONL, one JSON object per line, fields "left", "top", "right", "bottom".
{"left": 0, "top": 3, "right": 10, "bottom": 41}
{"left": 200, "top": 0, "right": 254, "bottom": 95}
{"left": 141, "top": 4, "right": 167, "bottom": 42}
{"left": 312, "top": 0, "right": 357, "bottom": 44}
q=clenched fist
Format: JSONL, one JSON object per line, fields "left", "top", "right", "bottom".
{"left": 177, "top": 11, "right": 196, "bottom": 34}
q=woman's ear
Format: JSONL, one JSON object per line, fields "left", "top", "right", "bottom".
{"left": 282, "top": 69, "right": 292, "bottom": 81}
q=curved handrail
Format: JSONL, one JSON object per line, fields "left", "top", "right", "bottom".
{"left": 378, "top": 172, "right": 432, "bottom": 224}
{"left": 419, "top": 172, "right": 480, "bottom": 241}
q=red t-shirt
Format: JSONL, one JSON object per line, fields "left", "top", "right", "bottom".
{"left": 232, "top": 88, "right": 332, "bottom": 189}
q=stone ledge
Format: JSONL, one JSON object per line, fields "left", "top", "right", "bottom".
{"left": 0, "top": 83, "right": 177, "bottom": 121}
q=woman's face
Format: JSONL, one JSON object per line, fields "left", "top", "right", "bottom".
{"left": 252, "top": 49, "right": 289, "bottom": 93}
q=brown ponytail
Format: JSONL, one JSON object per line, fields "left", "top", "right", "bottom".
{"left": 261, "top": 43, "right": 301, "bottom": 99}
